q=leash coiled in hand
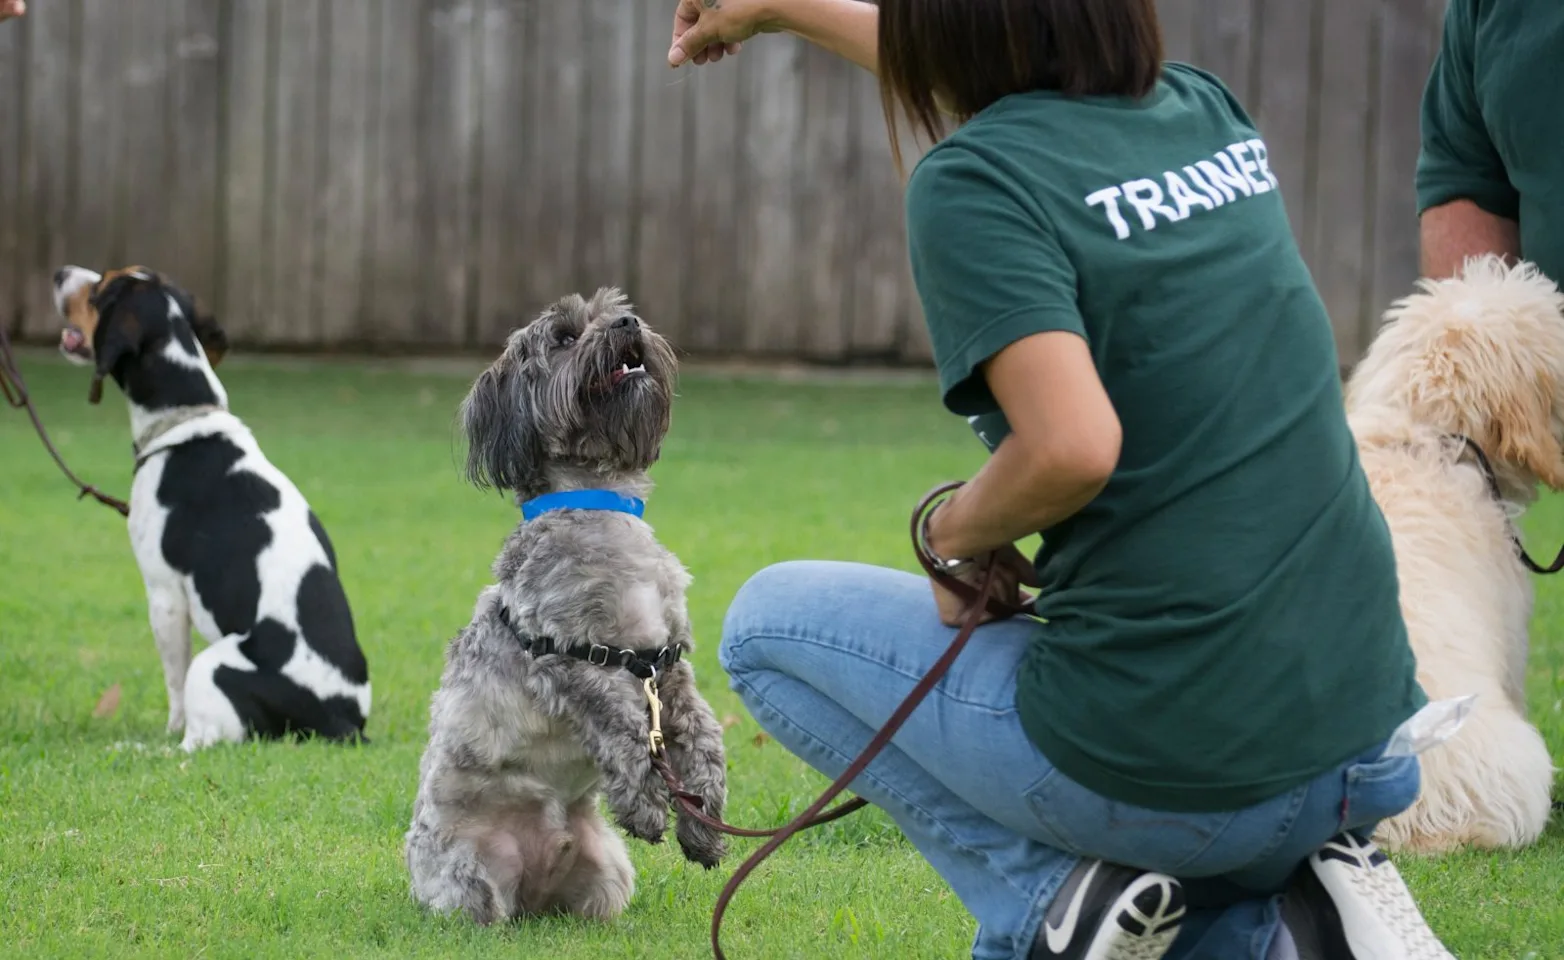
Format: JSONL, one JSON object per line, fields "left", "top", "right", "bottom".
{"left": 672, "top": 481, "right": 1034, "bottom": 960}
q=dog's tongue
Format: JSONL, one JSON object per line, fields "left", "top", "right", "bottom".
{"left": 61, "top": 328, "right": 83, "bottom": 351}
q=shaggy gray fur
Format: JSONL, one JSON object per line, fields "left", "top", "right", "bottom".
{"left": 404, "top": 289, "right": 728, "bottom": 925}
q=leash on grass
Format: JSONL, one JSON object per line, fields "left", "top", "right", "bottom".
{"left": 646, "top": 481, "right": 1034, "bottom": 960}
{"left": 0, "top": 323, "right": 130, "bottom": 517}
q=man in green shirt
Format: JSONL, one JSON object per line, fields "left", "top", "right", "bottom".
{"left": 1419, "top": 0, "right": 1564, "bottom": 280}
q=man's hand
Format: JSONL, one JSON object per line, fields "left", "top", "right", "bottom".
{"left": 670, "top": 0, "right": 776, "bottom": 67}
{"left": 0, "top": 0, "right": 26, "bottom": 23}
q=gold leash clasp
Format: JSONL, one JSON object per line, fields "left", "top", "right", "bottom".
{"left": 644, "top": 673, "right": 665, "bottom": 757}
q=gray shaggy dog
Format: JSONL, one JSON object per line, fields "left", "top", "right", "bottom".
{"left": 404, "top": 288, "right": 729, "bottom": 925}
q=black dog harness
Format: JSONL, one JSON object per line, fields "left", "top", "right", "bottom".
{"left": 495, "top": 603, "right": 682, "bottom": 679}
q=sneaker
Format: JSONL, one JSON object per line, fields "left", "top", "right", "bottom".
{"left": 1281, "top": 832, "right": 1454, "bottom": 960}
{"left": 1030, "top": 858, "right": 1185, "bottom": 960}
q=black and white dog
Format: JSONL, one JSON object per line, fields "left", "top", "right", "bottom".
{"left": 53, "top": 265, "right": 371, "bottom": 750}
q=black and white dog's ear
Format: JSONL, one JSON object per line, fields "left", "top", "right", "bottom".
{"left": 189, "top": 309, "right": 229, "bottom": 367}
{"left": 162, "top": 283, "right": 229, "bottom": 367}
{"left": 86, "top": 274, "right": 149, "bottom": 402}
{"left": 460, "top": 362, "right": 543, "bottom": 494}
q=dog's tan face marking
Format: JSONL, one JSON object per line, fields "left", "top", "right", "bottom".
{"left": 54, "top": 265, "right": 152, "bottom": 365}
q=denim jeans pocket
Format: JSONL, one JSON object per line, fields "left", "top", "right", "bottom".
{"left": 1338, "top": 752, "right": 1422, "bottom": 835}
{"left": 1022, "top": 768, "right": 1238, "bottom": 875}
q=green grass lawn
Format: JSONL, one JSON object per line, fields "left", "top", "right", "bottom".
{"left": 1, "top": 351, "right": 1561, "bottom": 959}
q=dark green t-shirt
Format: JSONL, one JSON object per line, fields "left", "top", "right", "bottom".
{"left": 905, "top": 63, "right": 1426, "bottom": 813}
{"left": 1417, "top": 0, "right": 1564, "bottom": 282}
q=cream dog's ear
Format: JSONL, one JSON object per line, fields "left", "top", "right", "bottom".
{"left": 1411, "top": 325, "right": 1564, "bottom": 490}
{"left": 1490, "top": 368, "right": 1564, "bottom": 491}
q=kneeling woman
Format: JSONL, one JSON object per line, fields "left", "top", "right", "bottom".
{"left": 671, "top": 1, "right": 1453, "bottom": 958}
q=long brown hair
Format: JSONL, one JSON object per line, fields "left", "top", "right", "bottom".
{"left": 878, "top": 0, "right": 1164, "bottom": 173}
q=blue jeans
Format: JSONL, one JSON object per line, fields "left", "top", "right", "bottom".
{"left": 718, "top": 561, "right": 1423, "bottom": 960}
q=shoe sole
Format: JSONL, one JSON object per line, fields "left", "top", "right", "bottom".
{"left": 1309, "top": 835, "right": 1453, "bottom": 960}
{"left": 1079, "top": 872, "right": 1185, "bottom": 960}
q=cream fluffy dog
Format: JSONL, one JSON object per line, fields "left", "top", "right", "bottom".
{"left": 1344, "top": 254, "right": 1562, "bottom": 853}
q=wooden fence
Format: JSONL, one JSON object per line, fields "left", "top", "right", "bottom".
{"left": 0, "top": 0, "right": 1449, "bottom": 367}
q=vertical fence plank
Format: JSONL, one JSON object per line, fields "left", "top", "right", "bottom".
{"left": 1424, "top": 0, "right": 1447, "bottom": 54}
{"left": 794, "top": 47, "right": 856, "bottom": 362}
{"left": 0, "top": 10, "right": 22, "bottom": 332}
{"left": 577, "top": 0, "right": 638, "bottom": 302}
{"left": 1250, "top": 0, "right": 1317, "bottom": 254}
{"left": 1192, "top": 0, "right": 1254, "bottom": 101}
{"left": 683, "top": 64, "right": 742, "bottom": 353}
{"left": 1368, "top": 0, "right": 1435, "bottom": 332}
{"left": 17, "top": 0, "right": 74, "bottom": 337}
{"left": 1158, "top": 0, "right": 1201, "bottom": 63}
{"left": 630, "top": 6, "right": 690, "bottom": 349}
{"left": 895, "top": 110, "right": 932, "bottom": 365}
{"left": 474, "top": 0, "right": 534, "bottom": 345}
{"left": 523, "top": 2, "right": 585, "bottom": 314}
{"left": 741, "top": 35, "right": 804, "bottom": 355}
{"left": 316, "top": 0, "right": 375, "bottom": 346}
{"left": 1310, "top": 0, "right": 1377, "bottom": 365}
{"left": 167, "top": 0, "right": 223, "bottom": 309}
{"left": 120, "top": 1, "right": 174, "bottom": 275}
{"left": 420, "top": 0, "right": 481, "bottom": 347}
{"left": 262, "top": 0, "right": 323, "bottom": 345}
{"left": 899, "top": 271, "right": 933, "bottom": 363}
{"left": 365, "top": 0, "right": 424, "bottom": 344}
{"left": 846, "top": 78, "right": 910, "bottom": 359}
{"left": 71, "top": 0, "right": 127, "bottom": 284}
{"left": 221, "top": 0, "right": 271, "bottom": 344}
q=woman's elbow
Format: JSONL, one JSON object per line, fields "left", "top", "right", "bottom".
{"left": 1070, "top": 429, "right": 1122, "bottom": 491}
{"left": 1030, "top": 422, "right": 1121, "bottom": 494}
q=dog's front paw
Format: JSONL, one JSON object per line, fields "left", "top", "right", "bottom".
{"left": 613, "top": 802, "right": 668, "bottom": 845}
{"left": 675, "top": 812, "right": 727, "bottom": 868}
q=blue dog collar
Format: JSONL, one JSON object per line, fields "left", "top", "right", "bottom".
{"left": 520, "top": 489, "right": 646, "bottom": 522}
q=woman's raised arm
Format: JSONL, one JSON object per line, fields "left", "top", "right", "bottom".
{"left": 669, "top": 0, "right": 880, "bottom": 74}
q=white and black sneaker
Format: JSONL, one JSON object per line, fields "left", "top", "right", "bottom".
{"left": 1030, "top": 859, "right": 1185, "bottom": 960}
{"left": 1281, "top": 832, "right": 1454, "bottom": 960}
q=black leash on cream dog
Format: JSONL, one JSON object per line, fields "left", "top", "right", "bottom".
{"left": 0, "top": 322, "right": 130, "bottom": 517}
{"left": 1455, "top": 434, "right": 1564, "bottom": 573}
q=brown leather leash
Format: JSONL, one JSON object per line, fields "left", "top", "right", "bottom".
{"left": 648, "top": 481, "right": 1034, "bottom": 960}
{"left": 0, "top": 323, "right": 130, "bottom": 517}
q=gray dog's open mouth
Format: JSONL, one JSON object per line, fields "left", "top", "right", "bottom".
{"left": 609, "top": 362, "right": 647, "bottom": 387}
{"left": 605, "top": 342, "right": 647, "bottom": 389}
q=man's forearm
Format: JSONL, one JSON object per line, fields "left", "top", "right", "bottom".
{"left": 773, "top": 0, "right": 879, "bottom": 74}
{"left": 1419, "top": 199, "right": 1521, "bottom": 278}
